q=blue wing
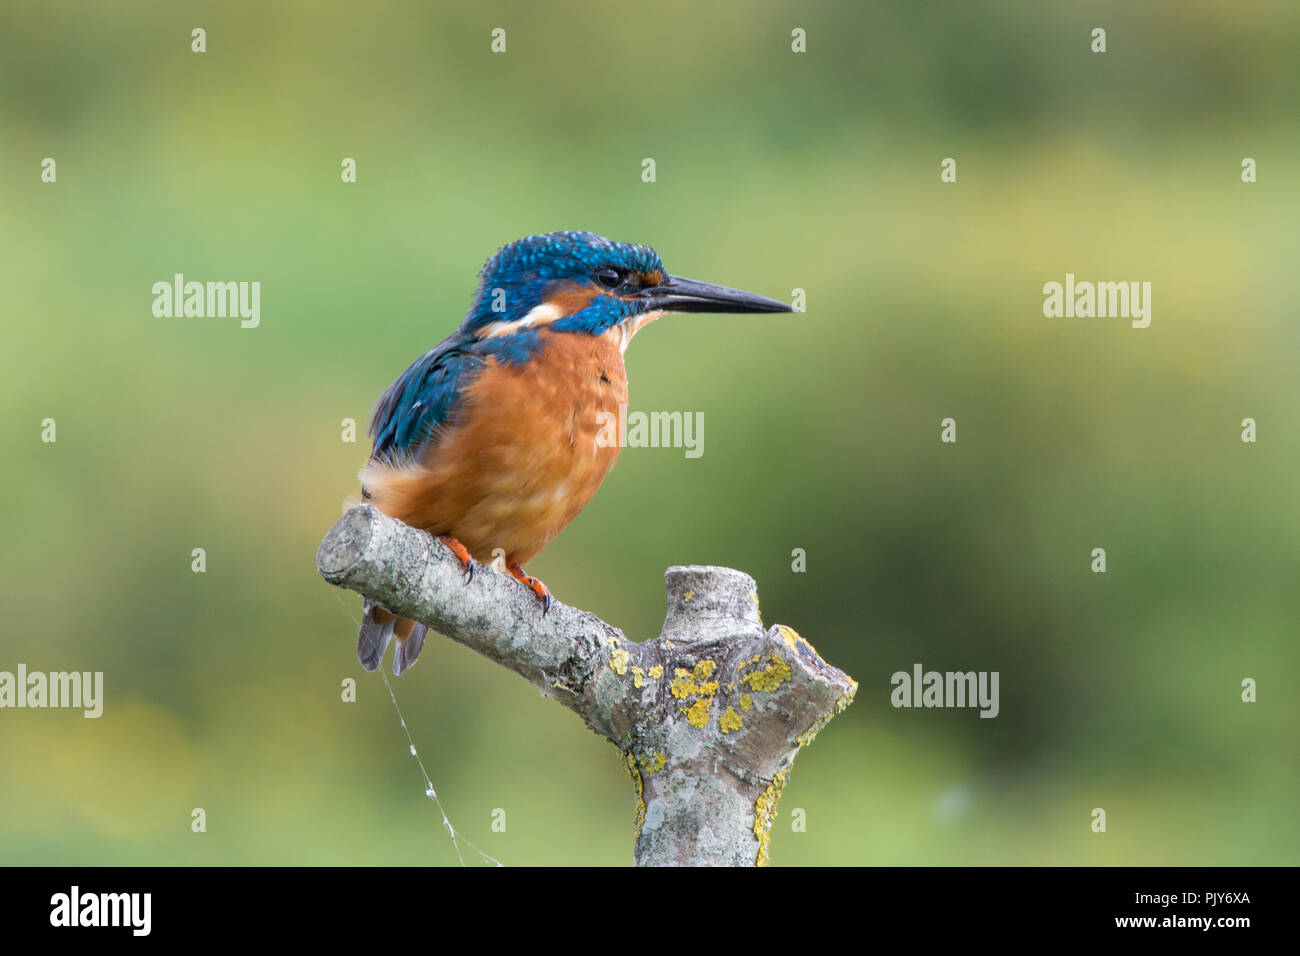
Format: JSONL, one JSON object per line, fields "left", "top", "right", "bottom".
{"left": 368, "top": 332, "right": 487, "bottom": 465}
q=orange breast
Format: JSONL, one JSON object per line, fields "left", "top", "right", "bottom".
{"left": 363, "top": 329, "right": 629, "bottom": 566}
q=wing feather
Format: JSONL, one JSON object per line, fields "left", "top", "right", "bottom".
{"left": 368, "top": 333, "right": 486, "bottom": 464}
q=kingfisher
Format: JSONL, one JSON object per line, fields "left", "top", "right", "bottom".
{"left": 356, "top": 230, "right": 792, "bottom": 675}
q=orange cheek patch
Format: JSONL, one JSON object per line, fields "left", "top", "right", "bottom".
{"left": 544, "top": 283, "right": 600, "bottom": 316}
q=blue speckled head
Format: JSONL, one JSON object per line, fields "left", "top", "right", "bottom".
{"left": 463, "top": 231, "right": 667, "bottom": 337}
{"left": 460, "top": 230, "right": 793, "bottom": 355}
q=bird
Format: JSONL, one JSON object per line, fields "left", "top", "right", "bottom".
{"left": 355, "top": 230, "right": 792, "bottom": 675}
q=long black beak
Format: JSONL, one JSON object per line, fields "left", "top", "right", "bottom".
{"left": 637, "top": 274, "right": 793, "bottom": 314}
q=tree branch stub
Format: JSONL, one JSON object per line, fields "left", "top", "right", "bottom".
{"left": 317, "top": 505, "right": 857, "bottom": 866}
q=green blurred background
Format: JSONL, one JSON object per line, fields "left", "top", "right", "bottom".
{"left": 2, "top": 0, "right": 1297, "bottom": 865}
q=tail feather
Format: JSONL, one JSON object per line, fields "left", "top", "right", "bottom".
{"left": 393, "top": 623, "right": 428, "bottom": 676}
{"left": 357, "top": 601, "right": 395, "bottom": 672}
{"left": 357, "top": 601, "right": 428, "bottom": 675}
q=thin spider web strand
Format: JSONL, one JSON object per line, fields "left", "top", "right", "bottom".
{"left": 333, "top": 594, "right": 503, "bottom": 867}
{"left": 378, "top": 667, "right": 504, "bottom": 867}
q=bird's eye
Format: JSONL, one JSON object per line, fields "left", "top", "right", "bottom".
{"left": 593, "top": 267, "right": 623, "bottom": 289}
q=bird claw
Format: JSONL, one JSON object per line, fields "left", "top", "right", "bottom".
{"left": 437, "top": 534, "right": 475, "bottom": 585}
{"left": 507, "top": 562, "right": 553, "bottom": 615}
{"left": 530, "top": 580, "right": 553, "bottom": 616}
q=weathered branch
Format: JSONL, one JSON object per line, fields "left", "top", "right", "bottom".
{"left": 317, "top": 505, "right": 857, "bottom": 866}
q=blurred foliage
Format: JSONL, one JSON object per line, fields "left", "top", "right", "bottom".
{"left": 2, "top": 0, "right": 1297, "bottom": 865}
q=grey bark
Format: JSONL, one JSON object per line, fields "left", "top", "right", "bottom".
{"left": 317, "top": 505, "right": 857, "bottom": 866}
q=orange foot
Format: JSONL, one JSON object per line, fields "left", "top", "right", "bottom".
{"left": 438, "top": 534, "right": 475, "bottom": 584}
{"left": 507, "top": 561, "right": 553, "bottom": 615}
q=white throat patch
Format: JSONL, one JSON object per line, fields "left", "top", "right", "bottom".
{"left": 606, "top": 309, "right": 667, "bottom": 354}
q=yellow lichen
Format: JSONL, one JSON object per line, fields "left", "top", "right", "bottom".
{"left": 796, "top": 714, "right": 833, "bottom": 748}
{"left": 753, "top": 769, "right": 789, "bottom": 867}
{"left": 750, "top": 589, "right": 762, "bottom": 625}
{"left": 683, "top": 589, "right": 695, "bottom": 601}
{"left": 684, "top": 696, "right": 712, "bottom": 728}
{"left": 740, "top": 653, "right": 792, "bottom": 693}
{"left": 776, "top": 624, "right": 824, "bottom": 662}
{"left": 648, "top": 665, "right": 663, "bottom": 680}
{"left": 631, "top": 665, "right": 645, "bottom": 688}
{"left": 669, "top": 661, "right": 719, "bottom": 728}
{"left": 610, "top": 647, "right": 630, "bottom": 676}
{"left": 739, "top": 693, "right": 753, "bottom": 712}
{"left": 638, "top": 752, "right": 666, "bottom": 774}
{"left": 837, "top": 680, "right": 858, "bottom": 712}
{"left": 623, "top": 752, "right": 646, "bottom": 839}
{"left": 795, "top": 678, "right": 858, "bottom": 747}
{"left": 719, "top": 706, "right": 743, "bottom": 734}
{"left": 631, "top": 774, "right": 646, "bottom": 838}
